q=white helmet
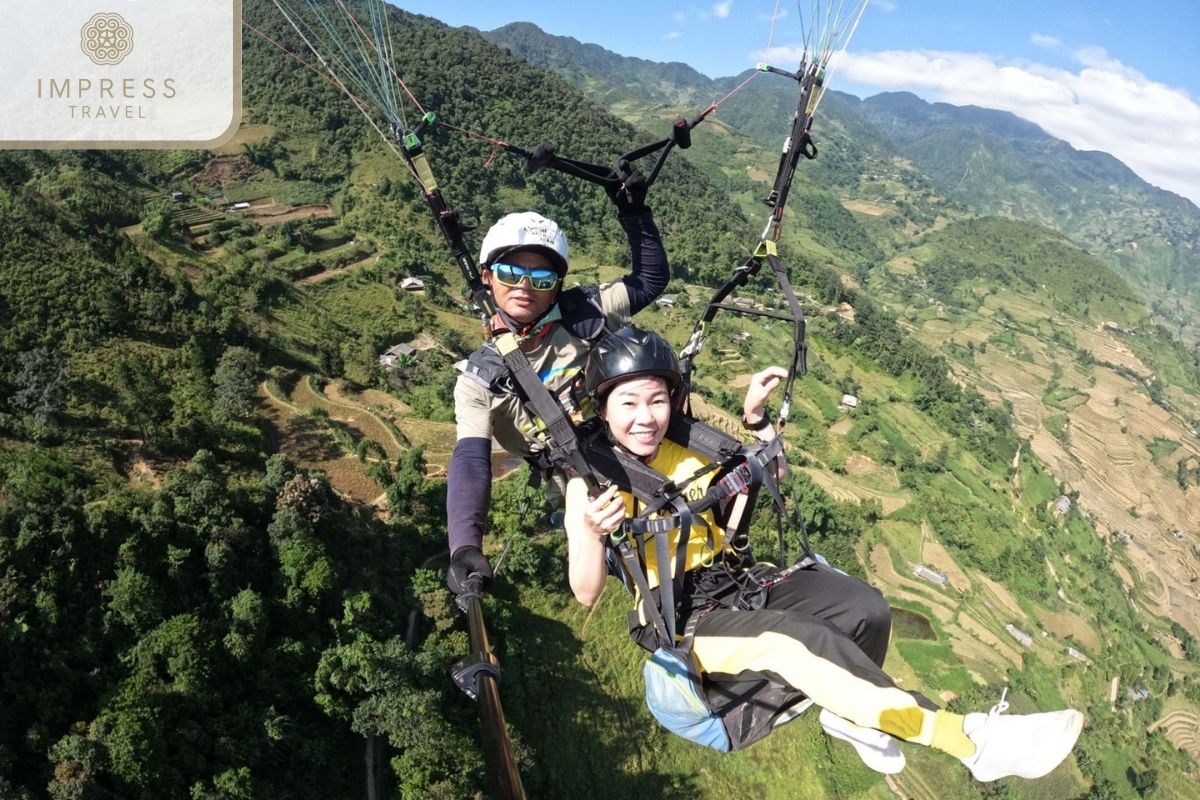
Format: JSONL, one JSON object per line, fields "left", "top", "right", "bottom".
{"left": 478, "top": 212, "right": 569, "bottom": 275}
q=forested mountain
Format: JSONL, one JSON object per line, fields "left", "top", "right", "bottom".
{"left": 484, "top": 21, "right": 1200, "bottom": 338}
{"left": 481, "top": 21, "right": 900, "bottom": 193}
{"left": 478, "top": 22, "right": 714, "bottom": 106}
{"left": 849, "top": 92, "right": 1200, "bottom": 324}
{"left": 2, "top": 1, "right": 1200, "bottom": 798}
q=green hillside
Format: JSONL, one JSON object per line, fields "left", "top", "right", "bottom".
{"left": 481, "top": 21, "right": 907, "bottom": 199}
{"left": 2, "top": 2, "right": 1199, "bottom": 798}
{"left": 480, "top": 20, "right": 1200, "bottom": 339}
{"left": 850, "top": 92, "right": 1200, "bottom": 333}
{"left": 480, "top": 21, "right": 714, "bottom": 106}
{"left": 899, "top": 217, "right": 1146, "bottom": 324}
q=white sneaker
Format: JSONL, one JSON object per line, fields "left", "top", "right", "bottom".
{"left": 820, "top": 708, "right": 906, "bottom": 774}
{"left": 960, "top": 689, "right": 1085, "bottom": 782}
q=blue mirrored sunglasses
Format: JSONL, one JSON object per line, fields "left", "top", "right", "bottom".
{"left": 490, "top": 262, "right": 561, "bottom": 291}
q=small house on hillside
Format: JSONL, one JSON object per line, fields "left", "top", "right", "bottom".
{"left": 399, "top": 276, "right": 426, "bottom": 292}
{"left": 378, "top": 342, "right": 417, "bottom": 369}
{"left": 1066, "top": 647, "right": 1088, "bottom": 663}
{"left": 1005, "top": 624, "right": 1034, "bottom": 648}
{"left": 913, "top": 564, "right": 948, "bottom": 587}
{"left": 840, "top": 394, "right": 859, "bottom": 410}
{"left": 1053, "top": 495, "right": 1072, "bottom": 516}
{"left": 656, "top": 296, "right": 676, "bottom": 308}
{"left": 228, "top": 201, "right": 251, "bottom": 211}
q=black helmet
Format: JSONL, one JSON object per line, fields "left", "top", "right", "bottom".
{"left": 585, "top": 325, "right": 680, "bottom": 403}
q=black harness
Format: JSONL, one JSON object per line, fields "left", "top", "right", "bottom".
{"left": 580, "top": 415, "right": 802, "bottom": 652}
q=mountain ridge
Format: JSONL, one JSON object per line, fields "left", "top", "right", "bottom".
{"left": 482, "top": 21, "right": 1200, "bottom": 334}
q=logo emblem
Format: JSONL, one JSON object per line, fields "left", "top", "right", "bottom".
{"left": 80, "top": 12, "right": 134, "bottom": 65}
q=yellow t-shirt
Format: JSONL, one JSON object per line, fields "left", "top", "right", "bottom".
{"left": 615, "top": 438, "right": 725, "bottom": 589}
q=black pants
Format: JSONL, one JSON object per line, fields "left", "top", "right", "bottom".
{"left": 689, "top": 561, "right": 938, "bottom": 743}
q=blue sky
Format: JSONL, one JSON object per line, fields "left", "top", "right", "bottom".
{"left": 391, "top": 1, "right": 1200, "bottom": 207}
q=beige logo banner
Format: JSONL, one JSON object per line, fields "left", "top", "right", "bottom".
{"left": 2, "top": 1, "right": 242, "bottom": 148}
{"left": 80, "top": 13, "right": 135, "bottom": 66}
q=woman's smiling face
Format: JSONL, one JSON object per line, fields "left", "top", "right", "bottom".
{"left": 602, "top": 376, "right": 671, "bottom": 460}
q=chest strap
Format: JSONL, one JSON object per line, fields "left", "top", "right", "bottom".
{"left": 493, "top": 332, "right": 599, "bottom": 489}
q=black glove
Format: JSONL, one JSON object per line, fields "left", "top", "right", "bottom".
{"left": 446, "top": 546, "right": 493, "bottom": 596}
{"left": 605, "top": 159, "right": 648, "bottom": 218}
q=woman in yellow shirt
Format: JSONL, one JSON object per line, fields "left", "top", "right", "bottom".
{"left": 563, "top": 326, "right": 1084, "bottom": 781}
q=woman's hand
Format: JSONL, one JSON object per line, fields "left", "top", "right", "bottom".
{"left": 564, "top": 478, "right": 621, "bottom": 607}
{"left": 582, "top": 484, "right": 627, "bottom": 539}
{"left": 743, "top": 366, "right": 788, "bottom": 423}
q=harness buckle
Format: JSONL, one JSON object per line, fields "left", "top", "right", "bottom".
{"left": 653, "top": 480, "right": 679, "bottom": 503}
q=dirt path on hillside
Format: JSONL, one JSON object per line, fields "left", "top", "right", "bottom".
{"left": 247, "top": 203, "right": 335, "bottom": 226}
{"left": 297, "top": 252, "right": 378, "bottom": 284}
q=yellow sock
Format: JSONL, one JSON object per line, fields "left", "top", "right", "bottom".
{"left": 876, "top": 707, "right": 976, "bottom": 758}
{"left": 929, "top": 710, "right": 976, "bottom": 758}
{"left": 878, "top": 705, "right": 926, "bottom": 740}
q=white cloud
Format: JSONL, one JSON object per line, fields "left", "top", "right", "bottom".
{"left": 712, "top": 2, "right": 733, "bottom": 19}
{"left": 874, "top": 0, "right": 897, "bottom": 11}
{"left": 815, "top": 47, "right": 1200, "bottom": 207}
{"left": 665, "top": 31, "right": 682, "bottom": 40}
{"left": 1031, "top": 32, "right": 1062, "bottom": 49}
{"left": 672, "top": 11, "right": 687, "bottom": 23}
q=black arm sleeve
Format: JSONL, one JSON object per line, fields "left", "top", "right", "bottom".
{"left": 618, "top": 211, "right": 670, "bottom": 315}
{"left": 447, "top": 437, "right": 492, "bottom": 555}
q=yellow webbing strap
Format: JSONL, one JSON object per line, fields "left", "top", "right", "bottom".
{"left": 805, "top": 68, "right": 825, "bottom": 117}
{"left": 494, "top": 331, "right": 519, "bottom": 356}
{"left": 753, "top": 239, "right": 778, "bottom": 258}
{"left": 411, "top": 150, "right": 439, "bottom": 194}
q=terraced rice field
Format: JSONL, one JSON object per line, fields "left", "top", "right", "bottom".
{"left": 827, "top": 418, "right": 853, "bottom": 437}
{"left": 841, "top": 199, "right": 889, "bottom": 217}
{"left": 877, "top": 533, "right": 1025, "bottom": 678}
{"left": 920, "top": 533, "right": 971, "bottom": 593}
{"left": 258, "top": 373, "right": 473, "bottom": 499}
{"left": 801, "top": 467, "right": 909, "bottom": 516}
{"left": 886, "top": 764, "right": 939, "bottom": 800}
{"left": 935, "top": 308, "right": 1200, "bottom": 638}
{"left": 971, "top": 572, "right": 1027, "bottom": 622}
{"left": 686, "top": 395, "right": 741, "bottom": 439}
{"left": 257, "top": 381, "right": 385, "bottom": 506}
{"left": 1074, "top": 324, "right": 1153, "bottom": 378}
{"left": 1148, "top": 706, "right": 1200, "bottom": 758}
{"left": 290, "top": 375, "right": 403, "bottom": 458}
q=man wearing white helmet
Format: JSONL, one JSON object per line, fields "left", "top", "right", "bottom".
{"left": 446, "top": 187, "right": 670, "bottom": 595}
